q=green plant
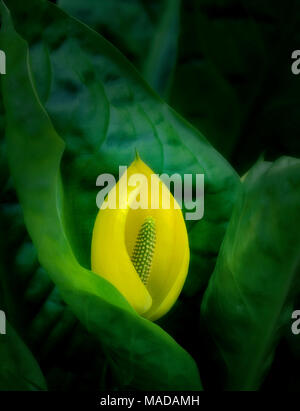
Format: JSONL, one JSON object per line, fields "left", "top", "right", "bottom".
{"left": 0, "top": 0, "right": 299, "bottom": 391}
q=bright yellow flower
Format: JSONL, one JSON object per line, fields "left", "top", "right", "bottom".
{"left": 91, "top": 155, "right": 190, "bottom": 321}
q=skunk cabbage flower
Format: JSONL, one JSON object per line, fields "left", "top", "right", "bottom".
{"left": 91, "top": 155, "right": 189, "bottom": 321}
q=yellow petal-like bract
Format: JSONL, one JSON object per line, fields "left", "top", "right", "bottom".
{"left": 91, "top": 155, "right": 190, "bottom": 321}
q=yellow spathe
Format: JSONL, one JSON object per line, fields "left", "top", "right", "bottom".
{"left": 91, "top": 155, "right": 190, "bottom": 321}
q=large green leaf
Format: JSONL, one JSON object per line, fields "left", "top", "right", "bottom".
{"left": 2, "top": 0, "right": 240, "bottom": 298}
{"left": 0, "top": 178, "right": 109, "bottom": 391}
{"left": 58, "top": 0, "right": 300, "bottom": 175}
{"left": 141, "top": 0, "right": 180, "bottom": 97}
{"left": 0, "top": 227, "right": 47, "bottom": 391}
{"left": 169, "top": 0, "right": 245, "bottom": 159}
{"left": 201, "top": 157, "right": 300, "bottom": 390}
{"left": 58, "top": 0, "right": 179, "bottom": 97}
{"left": 0, "top": 258, "right": 47, "bottom": 390}
{"left": 59, "top": 0, "right": 165, "bottom": 72}
{"left": 0, "top": 231, "right": 48, "bottom": 392}
{"left": 0, "top": 321, "right": 47, "bottom": 390}
{"left": 1, "top": 0, "right": 238, "bottom": 390}
{"left": 58, "top": 0, "right": 241, "bottom": 158}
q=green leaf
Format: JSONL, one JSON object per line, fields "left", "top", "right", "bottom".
{"left": 201, "top": 157, "right": 300, "bottom": 390}
{"left": 0, "top": 233, "right": 48, "bottom": 392}
{"left": 3, "top": 0, "right": 240, "bottom": 296}
{"left": 58, "top": 0, "right": 180, "bottom": 97}
{"left": 0, "top": 0, "right": 230, "bottom": 390}
{"left": 169, "top": 0, "right": 244, "bottom": 159}
{"left": 58, "top": 0, "right": 166, "bottom": 73}
{"left": 0, "top": 279, "right": 47, "bottom": 391}
{"left": 0, "top": 193, "right": 110, "bottom": 390}
{"left": 57, "top": 0, "right": 242, "bottom": 158}
{"left": 141, "top": 0, "right": 180, "bottom": 97}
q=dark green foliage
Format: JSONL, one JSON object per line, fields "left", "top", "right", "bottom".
{"left": 0, "top": 0, "right": 299, "bottom": 392}
{"left": 201, "top": 157, "right": 300, "bottom": 390}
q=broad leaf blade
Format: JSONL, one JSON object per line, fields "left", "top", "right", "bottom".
{"left": 1, "top": 0, "right": 205, "bottom": 390}
{"left": 3, "top": 0, "right": 240, "bottom": 298}
{"left": 201, "top": 157, "right": 300, "bottom": 390}
{"left": 0, "top": 313, "right": 46, "bottom": 390}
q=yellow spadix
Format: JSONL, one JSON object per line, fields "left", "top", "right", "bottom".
{"left": 91, "top": 155, "right": 190, "bottom": 321}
